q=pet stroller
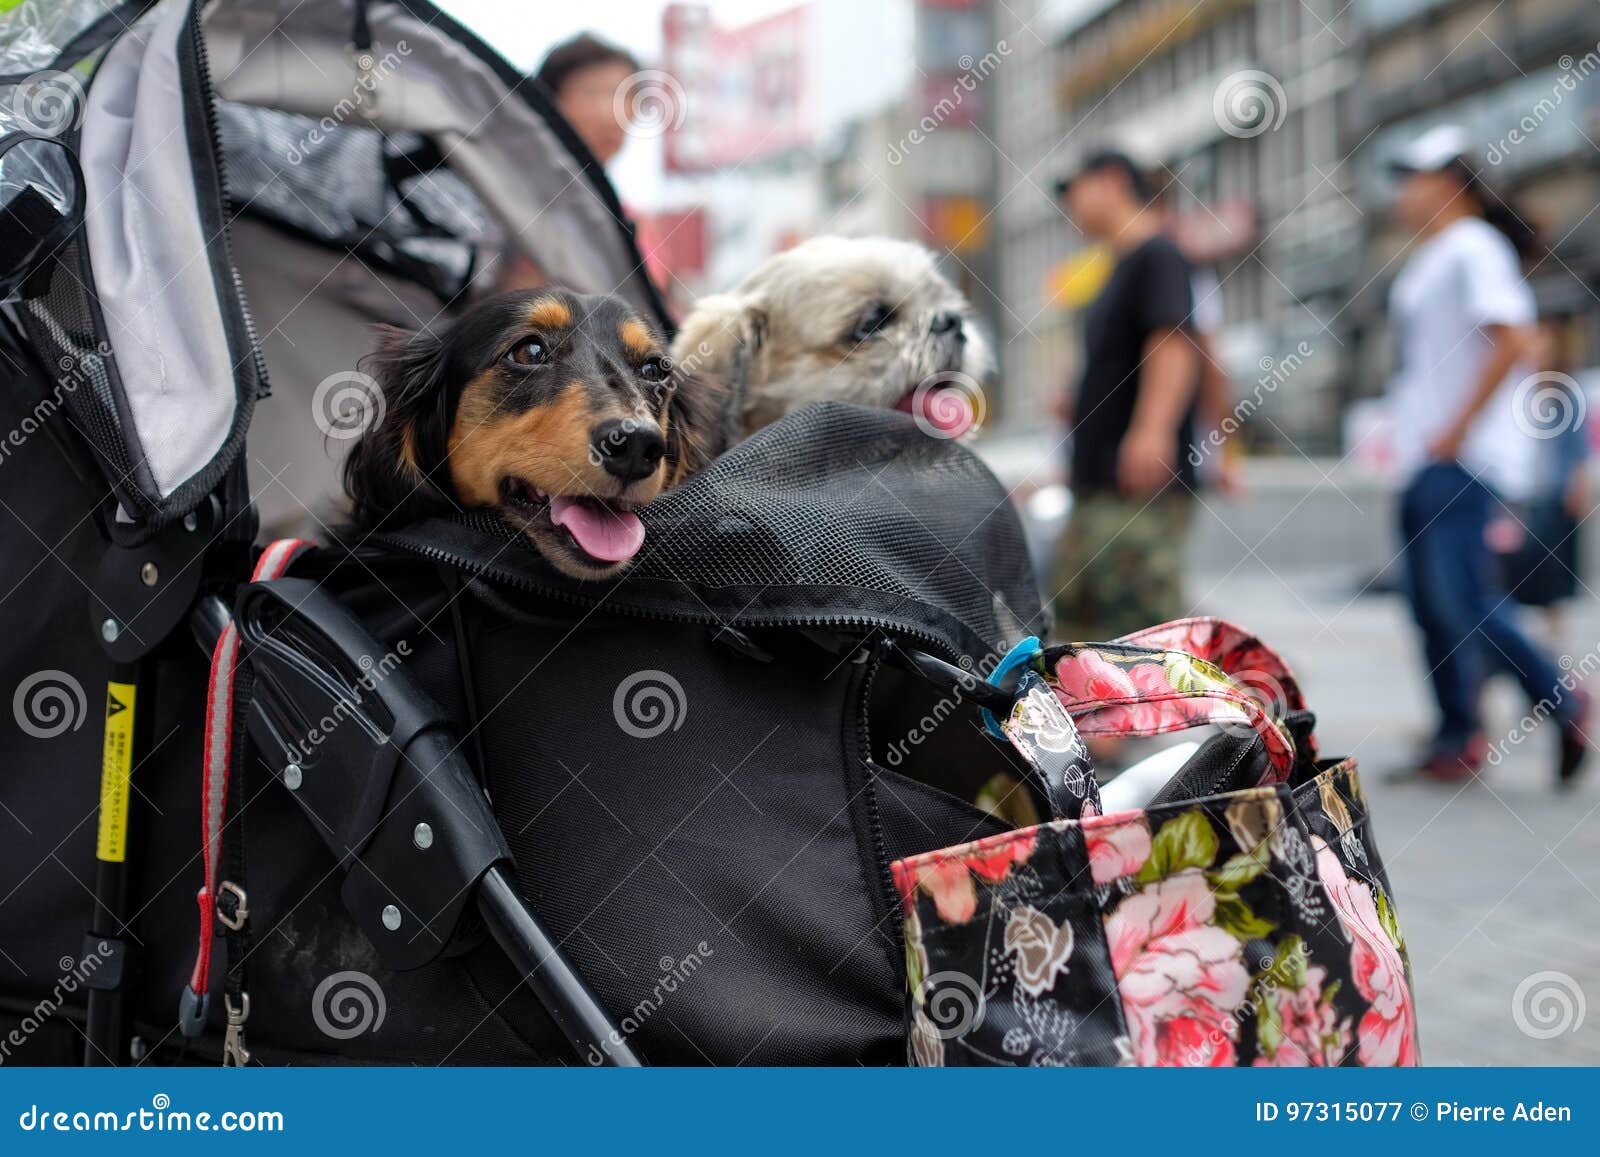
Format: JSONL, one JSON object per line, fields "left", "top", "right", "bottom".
{"left": 1, "top": 0, "right": 1414, "bottom": 1068}
{"left": 0, "top": 0, "right": 1053, "bottom": 1067}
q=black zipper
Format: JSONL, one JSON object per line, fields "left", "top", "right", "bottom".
{"left": 187, "top": 2, "right": 270, "bottom": 399}
{"left": 373, "top": 529, "right": 961, "bottom": 660}
{"left": 852, "top": 638, "right": 902, "bottom": 964}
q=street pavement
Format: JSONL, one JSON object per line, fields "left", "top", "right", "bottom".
{"left": 1182, "top": 465, "right": 1600, "bottom": 1066}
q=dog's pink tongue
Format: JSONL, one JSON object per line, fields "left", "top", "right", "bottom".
{"left": 896, "top": 386, "right": 975, "bottom": 438}
{"left": 549, "top": 496, "right": 645, "bottom": 563}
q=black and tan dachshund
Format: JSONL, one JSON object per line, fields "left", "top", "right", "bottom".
{"left": 343, "top": 289, "right": 715, "bottom": 579}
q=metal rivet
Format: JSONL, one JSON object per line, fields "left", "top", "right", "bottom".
{"left": 412, "top": 822, "right": 434, "bottom": 850}
{"left": 100, "top": 618, "right": 121, "bottom": 643}
{"left": 283, "top": 764, "right": 302, "bottom": 790}
{"left": 381, "top": 904, "right": 402, "bottom": 931}
{"left": 139, "top": 562, "right": 159, "bottom": 587}
{"left": 183, "top": 512, "right": 198, "bottom": 532}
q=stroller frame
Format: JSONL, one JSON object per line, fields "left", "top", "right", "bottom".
{"left": 0, "top": 0, "right": 683, "bottom": 1068}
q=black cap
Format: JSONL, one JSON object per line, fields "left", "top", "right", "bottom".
{"left": 1053, "top": 149, "right": 1154, "bottom": 204}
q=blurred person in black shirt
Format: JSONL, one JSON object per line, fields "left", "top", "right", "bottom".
{"left": 1050, "top": 151, "right": 1201, "bottom": 641}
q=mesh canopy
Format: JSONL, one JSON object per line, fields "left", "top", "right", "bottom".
{"left": 217, "top": 101, "right": 497, "bottom": 303}
{"left": 382, "top": 403, "right": 1046, "bottom": 662}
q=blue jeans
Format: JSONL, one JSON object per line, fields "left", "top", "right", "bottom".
{"left": 1399, "top": 462, "right": 1572, "bottom": 755}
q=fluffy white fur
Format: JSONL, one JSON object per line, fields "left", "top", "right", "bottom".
{"left": 672, "top": 236, "right": 994, "bottom": 437}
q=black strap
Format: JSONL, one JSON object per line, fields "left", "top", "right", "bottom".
{"left": 438, "top": 564, "right": 489, "bottom": 789}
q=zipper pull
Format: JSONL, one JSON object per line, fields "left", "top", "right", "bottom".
{"left": 221, "top": 992, "right": 251, "bottom": 1067}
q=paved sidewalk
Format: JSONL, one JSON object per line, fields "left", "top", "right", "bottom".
{"left": 1189, "top": 559, "right": 1600, "bottom": 1066}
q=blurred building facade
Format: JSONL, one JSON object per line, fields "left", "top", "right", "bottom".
{"left": 992, "top": 0, "right": 1358, "bottom": 451}
{"left": 659, "top": 1, "right": 1005, "bottom": 341}
{"left": 990, "top": 0, "right": 1600, "bottom": 456}
{"left": 649, "top": 0, "right": 1600, "bottom": 456}
{"left": 1346, "top": 0, "right": 1600, "bottom": 412}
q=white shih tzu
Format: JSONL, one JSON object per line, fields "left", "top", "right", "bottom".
{"left": 672, "top": 236, "right": 994, "bottom": 446}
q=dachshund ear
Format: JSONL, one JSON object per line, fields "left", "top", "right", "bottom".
{"left": 661, "top": 361, "right": 725, "bottom": 488}
{"left": 342, "top": 324, "right": 456, "bottom": 528}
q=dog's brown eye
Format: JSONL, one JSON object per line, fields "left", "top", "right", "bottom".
{"left": 507, "top": 338, "right": 546, "bottom": 366}
{"left": 638, "top": 356, "right": 668, "bottom": 383}
{"left": 851, "top": 303, "right": 894, "bottom": 342}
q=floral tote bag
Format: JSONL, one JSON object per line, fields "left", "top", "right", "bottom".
{"left": 892, "top": 619, "right": 1418, "bottom": 1067}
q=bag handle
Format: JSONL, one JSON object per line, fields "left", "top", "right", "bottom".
{"left": 994, "top": 668, "right": 1099, "bottom": 819}
{"left": 1040, "top": 642, "right": 1296, "bottom": 784}
{"left": 1115, "top": 617, "right": 1307, "bottom": 713}
{"left": 888, "top": 631, "right": 1296, "bottom": 824}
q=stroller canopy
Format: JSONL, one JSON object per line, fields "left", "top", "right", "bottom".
{"left": 1, "top": 0, "right": 669, "bottom": 531}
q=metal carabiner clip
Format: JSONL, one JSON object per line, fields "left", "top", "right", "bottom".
{"left": 222, "top": 991, "right": 251, "bottom": 1067}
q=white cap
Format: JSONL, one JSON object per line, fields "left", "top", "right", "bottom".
{"left": 1389, "top": 124, "right": 1472, "bottom": 173}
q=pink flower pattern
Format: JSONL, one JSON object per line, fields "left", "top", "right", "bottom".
{"left": 1253, "top": 963, "right": 1353, "bottom": 1067}
{"left": 1082, "top": 815, "right": 1153, "bottom": 885}
{"left": 1314, "top": 837, "right": 1418, "bottom": 1066}
{"left": 1104, "top": 869, "right": 1250, "bottom": 1066}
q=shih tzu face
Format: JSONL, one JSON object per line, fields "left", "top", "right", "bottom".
{"left": 672, "top": 236, "right": 994, "bottom": 440}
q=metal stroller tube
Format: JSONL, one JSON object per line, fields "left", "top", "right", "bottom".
{"left": 478, "top": 869, "right": 640, "bottom": 1066}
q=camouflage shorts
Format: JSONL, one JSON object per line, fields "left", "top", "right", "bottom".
{"left": 1048, "top": 491, "right": 1193, "bottom": 642}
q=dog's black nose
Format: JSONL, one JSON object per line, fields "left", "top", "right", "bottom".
{"left": 931, "top": 311, "right": 964, "bottom": 338}
{"left": 592, "top": 419, "right": 665, "bottom": 483}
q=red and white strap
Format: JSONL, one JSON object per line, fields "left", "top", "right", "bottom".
{"left": 184, "top": 539, "right": 313, "bottom": 1025}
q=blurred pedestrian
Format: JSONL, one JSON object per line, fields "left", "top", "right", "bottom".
{"left": 534, "top": 33, "right": 643, "bottom": 167}
{"left": 1498, "top": 312, "right": 1591, "bottom": 645}
{"left": 1050, "top": 150, "right": 1202, "bottom": 642}
{"left": 502, "top": 34, "right": 645, "bottom": 291}
{"left": 1385, "top": 124, "right": 1589, "bottom": 787}
{"left": 1154, "top": 170, "right": 1244, "bottom": 497}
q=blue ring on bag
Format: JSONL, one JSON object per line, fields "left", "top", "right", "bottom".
{"left": 981, "top": 635, "right": 1041, "bottom": 739}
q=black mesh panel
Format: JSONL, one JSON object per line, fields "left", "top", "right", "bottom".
{"left": 380, "top": 402, "right": 1047, "bottom": 662}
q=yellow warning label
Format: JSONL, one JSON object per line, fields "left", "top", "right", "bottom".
{"left": 96, "top": 682, "right": 136, "bottom": 862}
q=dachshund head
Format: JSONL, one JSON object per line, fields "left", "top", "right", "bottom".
{"left": 344, "top": 289, "right": 715, "bottom": 579}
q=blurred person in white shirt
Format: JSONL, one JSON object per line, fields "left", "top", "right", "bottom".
{"left": 1385, "top": 125, "right": 1589, "bottom": 788}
